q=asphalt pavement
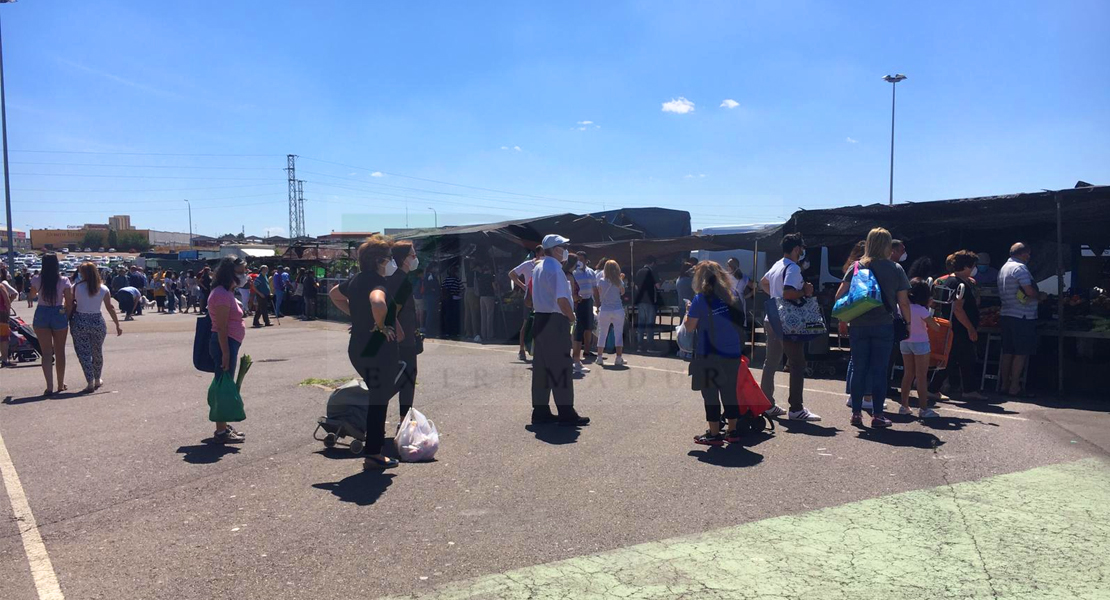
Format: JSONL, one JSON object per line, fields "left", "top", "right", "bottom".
{"left": 1, "top": 311, "right": 1108, "bottom": 599}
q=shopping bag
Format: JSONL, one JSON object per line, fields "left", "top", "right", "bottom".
{"left": 604, "top": 325, "right": 616, "bottom": 354}
{"left": 675, "top": 323, "right": 695, "bottom": 354}
{"left": 766, "top": 296, "right": 826, "bottom": 341}
{"left": 395, "top": 408, "right": 439, "bottom": 462}
{"left": 192, "top": 315, "right": 215, "bottom": 373}
{"left": 736, "top": 356, "right": 772, "bottom": 417}
{"left": 207, "top": 372, "right": 246, "bottom": 422}
{"left": 832, "top": 262, "right": 883, "bottom": 322}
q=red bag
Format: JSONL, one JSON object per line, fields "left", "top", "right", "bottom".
{"left": 736, "top": 356, "right": 771, "bottom": 417}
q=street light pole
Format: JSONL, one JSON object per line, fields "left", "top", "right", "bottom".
{"left": 427, "top": 207, "right": 438, "bottom": 228}
{"left": 184, "top": 199, "right": 193, "bottom": 248}
{"left": 883, "top": 73, "right": 906, "bottom": 206}
{"left": 0, "top": 4, "right": 16, "bottom": 273}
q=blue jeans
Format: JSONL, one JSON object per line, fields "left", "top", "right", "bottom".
{"left": 635, "top": 302, "right": 656, "bottom": 350}
{"left": 209, "top": 336, "right": 241, "bottom": 382}
{"left": 274, "top": 290, "right": 284, "bottom": 317}
{"left": 849, "top": 323, "right": 893, "bottom": 416}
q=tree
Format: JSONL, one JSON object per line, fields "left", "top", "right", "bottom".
{"left": 107, "top": 229, "right": 118, "bottom": 249}
{"left": 116, "top": 231, "right": 152, "bottom": 252}
{"left": 236, "top": 232, "right": 246, "bottom": 241}
{"left": 82, "top": 230, "right": 106, "bottom": 250}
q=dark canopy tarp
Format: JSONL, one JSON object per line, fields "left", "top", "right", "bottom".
{"left": 785, "top": 184, "right": 1110, "bottom": 248}
{"left": 587, "top": 207, "right": 692, "bottom": 239}
{"left": 575, "top": 225, "right": 783, "bottom": 268}
{"left": 398, "top": 213, "right": 643, "bottom": 255}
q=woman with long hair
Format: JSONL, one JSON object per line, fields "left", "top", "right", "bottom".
{"left": 594, "top": 260, "right": 628, "bottom": 367}
{"left": 840, "top": 240, "right": 875, "bottom": 412}
{"left": 329, "top": 234, "right": 402, "bottom": 469}
{"left": 683, "top": 261, "right": 747, "bottom": 445}
{"left": 207, "top": 257, "right": 249, "bottom": 443}
{"left": 69, "top": 262, "right": 123, "bottom": 392}
{"left": 30, "top": 253, "right": 74, "bottom": 395}
{"left": 835, "top": 228, "right": 912, "bottom": 428}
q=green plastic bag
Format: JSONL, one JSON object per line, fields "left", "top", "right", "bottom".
{"left": 207, "top": 372, "right": 246, "bottom": 422}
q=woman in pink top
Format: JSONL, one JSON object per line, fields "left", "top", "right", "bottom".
{"left": 900, "top": 278, "right": 942, "bottom": 418}
{"left": 207, "top": 257, "right": 249, "bottom": 443}
{"left": 30, "top": 253, "right": 75, "bottom": 395}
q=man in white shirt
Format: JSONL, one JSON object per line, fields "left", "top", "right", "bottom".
{"left": 759, "top": 233, "right": 821, "bottom": 422}
{"left": 529, "top": 234, "right": 590, "bottom": 427}
{"left": 726, "top": 257, "right": 754, "bottom": 326}
{"left": 508, "top": 245, "right": 544, "bottom": 361}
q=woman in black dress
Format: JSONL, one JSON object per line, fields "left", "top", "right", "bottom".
{"left": 328, "top": 234, "right": 403, "bottom": 470}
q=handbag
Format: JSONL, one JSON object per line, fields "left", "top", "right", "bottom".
{"left": 763, "top": 266, "right": 826, "bottom": 342}
{"left": 832, "top": 262, "right": 883, "bottom": 322}
{"left": 414, "top": 330, "right": 425, "bottom": 355}
{"left": 192, "top": 314, "right": 216, "bottom": 372}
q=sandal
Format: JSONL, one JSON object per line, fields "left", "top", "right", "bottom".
{"left": 363, "top": 455, "right": 399, "bottom": 470}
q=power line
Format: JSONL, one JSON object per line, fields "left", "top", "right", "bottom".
{"left": 15, "top": 199, "right": 279, "bottom": 214}
{"left": 9, "top": 161, "right": 278, "bottom": 171}
{"left": 11, "top": 172, "right": 275, "bottom": 181}
{"left": 13, "top": 192, "right": 280, "bottom": 205}
{"left": 11, "top": 183, "right": 283, "bottom": 193}
{"left": 299, "top": 156, "right": 582, "bottom": 204}
{"left": 12, "top": 150, "right": 279, "bottom": 157}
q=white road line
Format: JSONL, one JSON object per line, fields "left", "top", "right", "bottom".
{"left": 431, "top": 341, "right": 1031, "bottom": 422}
{"left": 0, "top": 428, "right": 64, "bottom": 600}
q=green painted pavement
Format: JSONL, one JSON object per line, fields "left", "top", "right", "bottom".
{"left": 385, "top": 459, "right": 1110, "bottom": 599}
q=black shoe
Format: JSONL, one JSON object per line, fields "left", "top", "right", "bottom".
{"left": 694, "top": 431, "right": 725, "bottom": 446}
{"left": 724, "top": 430, "right": 742, "bottom": 443}
{"left": 531, "top": 411, "right": 559, "bottom": 425}
{"left": 558, "top": 413, "right": 590, "bottom": 427}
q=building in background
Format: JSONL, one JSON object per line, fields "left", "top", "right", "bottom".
{"left": 109, "top": 215, "right": 133, "bottom": 231}
{"left": 0, "top": 227, "right": 31, "bottom": 251}
{"left": 148, "top": 230, "right": 192, "bottom": 249}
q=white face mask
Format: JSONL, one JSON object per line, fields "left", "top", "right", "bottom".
{"left": 898, "top": 252, "right": 908, "bottom": 262}
{"left": 558, "top": 248, "right": 568, "bottom": 263}
{"left": 408, "top": 256, "right": 419, "bottom": 270}
{"left": 383, "top": 259, "right": 398, "bottom": 277}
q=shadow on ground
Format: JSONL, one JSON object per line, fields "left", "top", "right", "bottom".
{"left": 776, "top": 420, "right": 843, "bottom": 437}
{"left": 176, "top": 443, "right": 241, "bottom": 464}
{"left": 687, "top": 446, "right": 764, "bottom": 468}
{"left": 524, "top": 424, "right": 581, "bottom": 445}
{"left": 312, "top": 472, "right": 395, "bottom": 506}
{"left": 855, "top": 428, "right": 945, "bottom": 450}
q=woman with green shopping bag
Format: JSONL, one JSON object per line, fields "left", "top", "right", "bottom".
{"left": 207, "top": 257, "right": 249, "bottom": 443}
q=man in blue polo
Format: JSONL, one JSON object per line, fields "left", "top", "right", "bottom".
{"left": 998, "top": 242, "right": 1044, "bottom": 396}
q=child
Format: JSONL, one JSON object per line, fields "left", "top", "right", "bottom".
{"left": 901, "top": 278, "right": 942, "bottom": 417}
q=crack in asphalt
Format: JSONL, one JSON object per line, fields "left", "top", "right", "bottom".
{"left": 937, "top": 445, "right": 1001, "bottom": 600}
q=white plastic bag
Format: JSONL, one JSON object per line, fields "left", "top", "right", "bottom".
{"left": 395, "top": 408, "right": 439, "bottom": 462}
{"left": 675, "top": 323, "right": 695, "bottom": 353}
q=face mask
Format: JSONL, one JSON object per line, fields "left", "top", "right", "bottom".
{"left": 973, "top": 265, "right": 981, "bottom": 276}
{"left": 408, "top": 256, "right": 419, "bottom": 270}
{"left": 557, "top": 248, "right": 568, "bottom": 263}
{"left": 898, "top": 252, "right": 908, "bottom": 262}
{"left": 797, "top": 250, "right": 806, "bottom": 262}
{"left": 383, "top": 259, "right": 398, "bottom": 277}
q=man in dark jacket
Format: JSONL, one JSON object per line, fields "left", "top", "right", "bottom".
{"left": 633, "top": 256, "right": 659, "bottom": 352}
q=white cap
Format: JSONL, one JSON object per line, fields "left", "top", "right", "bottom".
{"left": 541, "top": 234, "right": 570, "bottom": 250}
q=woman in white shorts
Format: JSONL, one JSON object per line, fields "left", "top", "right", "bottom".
{"left": 593, "top": 260, "right": 628, "bottom": 367}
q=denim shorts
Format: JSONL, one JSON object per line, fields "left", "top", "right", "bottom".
{"left": 899, "top": 340, "right": 931, "bottom": 356}
{"left": 33, "top": 305, "right": 69, "bottom": 330}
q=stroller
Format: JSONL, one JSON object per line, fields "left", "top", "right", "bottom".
{"left": 313, "top": 361, "right": 407, "bottom": 454}
{"left": 7, "top": 309, "right": 40, "bottom": 363}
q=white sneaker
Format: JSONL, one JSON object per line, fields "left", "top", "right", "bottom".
{"left": 614, "top": 356, "right": 627, "bottom": 367}
{"left": 844, "top": 397, "right": 876, "bottom": 411}
{"left": 788, "top": 409, "right": 822, "bottom": 422}
{"left": 764, "top": 405, "right": 787, "bottom": 418}
{"left": 474, "top": 335, "right": 482, "bottom": 343}
{"left": 595, "top": 355, "right": 605, "bottom": 365}
{"left": 898, "top": 405, "right": 914, "bottom": 416}
{"left": 919, "top": 408, "right": 940, "bottom": 419}
{"left": 573, "top": 362, "right": 590, "bottom": 373}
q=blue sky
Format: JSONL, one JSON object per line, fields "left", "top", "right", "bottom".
{"left": 3, "top": 0, "right": 1108, "bottom": 237}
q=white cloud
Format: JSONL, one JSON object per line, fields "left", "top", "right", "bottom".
{"left": 720, "top": 99, "right": 739, "bottom": 109}
{"left": 662, "top": 97, "right": 695, "bottom": 114}
{"left": 699, "top": 174, "right": 706, "bottom": 178}
{"left": 370, "top": 171, "right": 384, "bottom": 177}
{"left": 578, "top": 127, "right": 587, "bottom": 131}
{"left": 501, "top": 145, "right": 523, "bottom": 151}
{"left": 846, "top": 137, "right": 858, "bottom": 144}
{"left": 348, "top": 172, "right": 357, "bottom": 176}
{"left": 513, "top": 146, "right": 522, "bottom": 152}
{"left": 684, "top": 174, "right": 694, "bottom": 179}
{"left": 577, "top": 120, "right": 594, "bottom": 125}
{"left": 500, "top": 146, "right": 509, "bottom": 150}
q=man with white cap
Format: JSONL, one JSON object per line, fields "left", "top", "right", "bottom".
{"left": 529, "top": 234, "right": 590, "bottom": 426}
